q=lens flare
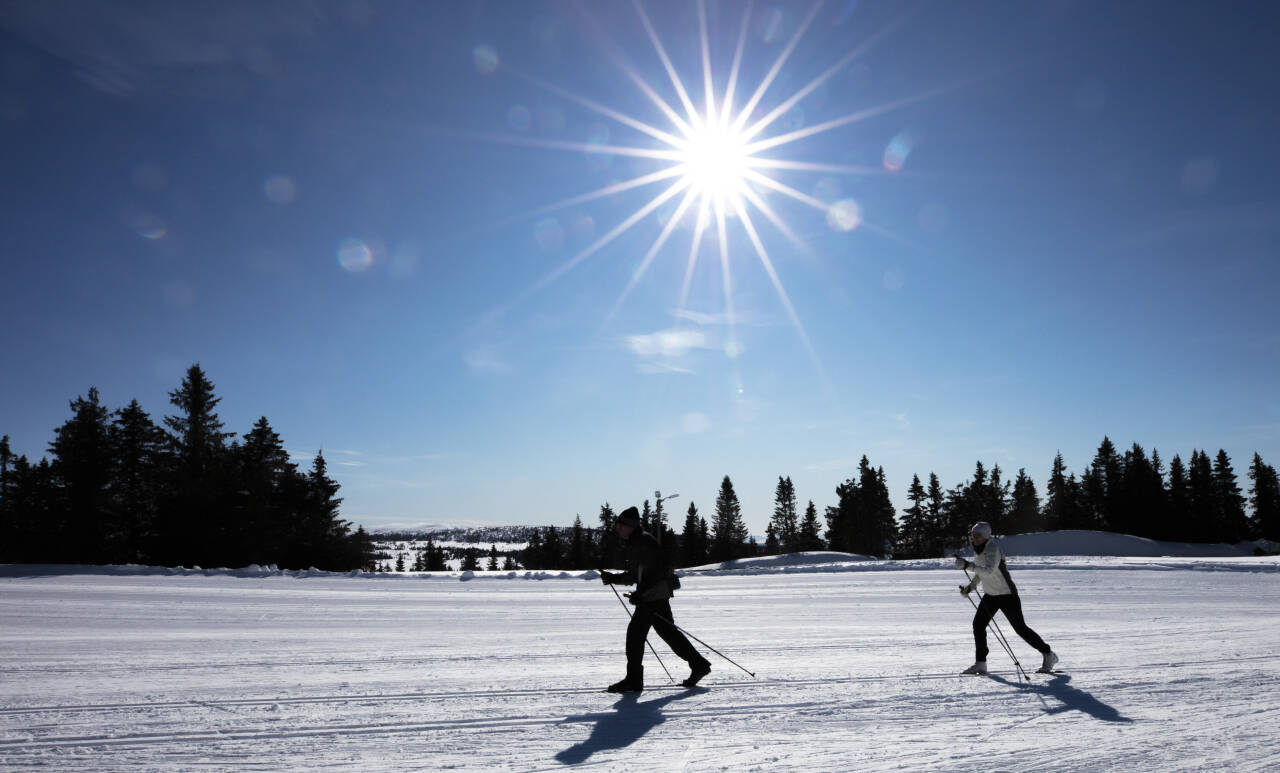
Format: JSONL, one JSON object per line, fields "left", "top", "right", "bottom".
{"left": 263, "top": 175, "right": 296, "bottom": 204}
{"left": 473, "top": 45, "right": 499, "bottom": 74}
{"left": 506, "top": 105, "right": 532, "bottom": 132}
{"left": 337, "top": 239, "right": 374, "bottom": 272}
{"left": 883, "top": 131, "right": 913, "bottom": 172}
{"left": 826, "top": 199, "right": 862, "bottom": 231}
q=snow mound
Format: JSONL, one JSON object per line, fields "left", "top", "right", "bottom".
{"left": 991, "top": 530, "right": 1274, "bottom": 558}
{"left": 683, "top": 551, "right": 877, "bottom": 576}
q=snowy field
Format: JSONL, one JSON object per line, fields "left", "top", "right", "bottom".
{"left": 3, "top": 556, "right": 1280, "bottom": 771}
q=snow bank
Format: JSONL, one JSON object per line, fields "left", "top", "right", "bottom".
{"left": 988, "top": 530, "right": 1275, "bottom": 558}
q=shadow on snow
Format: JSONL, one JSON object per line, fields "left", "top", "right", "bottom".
{"left": 554, "top": 688, "right": 705, "bottom": 765}
{"left": 990, "top": 673, "right": 1133, "bottom": 723}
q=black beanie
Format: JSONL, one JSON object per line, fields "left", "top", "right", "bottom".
{"left": 616, "top": 506, "right": 641, "bottom": 527}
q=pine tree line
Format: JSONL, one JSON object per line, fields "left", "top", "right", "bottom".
{"left": 0, "top": 365, "right": 375, "bottom": 570}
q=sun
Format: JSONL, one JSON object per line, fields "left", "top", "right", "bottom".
{"left": 676, "top": 118, "right": 752, "bottom": 208}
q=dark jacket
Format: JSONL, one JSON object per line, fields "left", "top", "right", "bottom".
{"left": 610, "top": 530, "right": 674, "bottom": 603}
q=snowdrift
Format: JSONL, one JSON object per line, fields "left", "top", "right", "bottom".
{"left": 985, "top": 529, "right": 1274, "bottom": 558}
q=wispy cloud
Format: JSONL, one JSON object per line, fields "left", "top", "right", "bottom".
{"left": 626, "top": 328, "right": 711, "bottom": 358}
{"left": 1108, "top": 200, "right": 1280, "bottom": 250}
{"left": 464, "top": 349, "right": 511, "bottom": 374}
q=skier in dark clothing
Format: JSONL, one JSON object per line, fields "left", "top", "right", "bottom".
{"left": 600, "top": 506, "right": 711, "bottom": 692}
{"left": 955, "top": 521, "right": 1059, "bottom": 674}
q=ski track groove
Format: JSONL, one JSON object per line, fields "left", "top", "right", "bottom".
{"left": 2, "top": 653, "right": 1272, "bottom": 718}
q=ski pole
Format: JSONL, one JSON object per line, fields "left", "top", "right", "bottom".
{"left": 601, "top": 571, "right": 675, "bottom": 684}
{"left": 649, "top": 610, "right": 756, "bottom": 678}
{"left": 962, "top": 567, "right": 1031, "bottom": 682}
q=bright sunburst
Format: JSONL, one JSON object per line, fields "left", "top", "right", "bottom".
{"left": 676, "top": 118, "right": 752, "bottom": 208}
{"left": 478, "top": 1, "right": 949, "bottom": 373}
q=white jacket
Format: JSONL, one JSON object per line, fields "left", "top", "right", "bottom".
{"left": 960, "top": 540, "right": 1017, "bottom": 597}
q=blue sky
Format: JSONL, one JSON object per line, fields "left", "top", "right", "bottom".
{"left": 2, "top": 1, "right": 1277, "bottom": 532}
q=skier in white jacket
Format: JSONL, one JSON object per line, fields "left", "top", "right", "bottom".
{"left": 955, "top": 522, "right": 1059, "bottom": 675}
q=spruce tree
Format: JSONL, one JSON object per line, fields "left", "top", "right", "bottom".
{"left": 769, "top": 476, "right": 799, "bottom": 552}
{"left": 712, "top": 475, "right": 747, "bottom": 561}
{"left": 597, "top": 503, "right": 618, "bottom": 568}
{"left": 797, "top": 499, "right": 824, "bottom": 552}
{"left": 899, "top": 474, "right": 930, "bottom": 558}
{"left": 764, "top": 523, "right": 779, "bottom": 554}
{"left": 1086, "top": 436, "right": 1124, "bottom": 531}
{"left": 162, "top": 365, "right": 234, "bottom": 566}
{"left": 460, "top": 547, "right": 480, "bottom": 571}
{"left": 925, "top": 473, "right": 945, "bottom": 554}
{"left": 1212, "top": 450, "right": 1249, "bottom": 543}
{"left": 1187, "top": 450, "right": 1215, "bottom": 541}
{"left": 107, "top": 400, "right": 167, "bottom": 563}
{"left": 1164, "top": 454, "right": 1191, "bottom": 541}
{"left": 1009, "top": 468, "right": 1041, "bottom": 534}
{"left": 568, "top": 516, "right": 587, "bottom": 568}
{"left": 1043, "top": 453, "right": 1071, "bottom": 529}
{"left": 1248, "top": 453, "right": 1280, "bottom": 541}
{"left": 487, "top": 544, "right": 500, "bottom": 571}
{"left": 395, "top": 551, "right": 406, "bottom": 572}
{"left": 680, "top": 501, "right": 705, "bottom": 567}
{"left": 542, "top": 526, "right": 564, "bottom": 569}
{"left": 502, "top": 555, "right": 518, "bottom": 570}
{"left": 47, "top": 387, "right": 114, "bottom": 564}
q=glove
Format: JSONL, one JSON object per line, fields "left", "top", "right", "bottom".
{"left": 959, "top": 584, "right": 971, "bottom": 597}
{"left": 600, "top": 571, "right": 616, "bottom": 585}
{"left": 625, "top": 591, "right": 637, "bottom": 605}
{"left": 954, "top": 557, "right": 968, "bottom": 570}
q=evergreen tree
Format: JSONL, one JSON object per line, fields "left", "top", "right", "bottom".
{"left": 712, "top": 475, "right": 747, "bottom": 561}
{"left": 898, "top": 474, "right": 930, "bottom": 558}
{"left": 826, "top": 457, "right": 897, "bottom": 557}
{"left": 425, "top": 538, "right": 448, "bottom": 571}
{"left": 487, "top": 544, "right": 500, "bottom": 571}
{"left": 769, "top": 476, "right": 799, "bottom": 552}
{"left": 161, "top": 365, "right": 233, "bottom": 566}
{"left": 597, "top": 503, "right": 618, "bottom": 568}
{"left": 0, "top": 436, "right": 12, "bottom": 556}
{"left": 502, "top": 555, "right": 518, "bottom": 570}
{"left": 1188, "top": 450, "right": 1215, "bottom": 540}
{"left": 680, "top": 501, "right": 706, "bottom": 567}
{"left": 1009, "top": 468, "right": 1041, "bottom": 534}
{"left": 1212, "top": 449, "right": 1250, "bottom": 542}
{"left": 568, "top": 516, "right": 587, "bottom": 568}
{"left": 1248, "top": 453, "right": 1280, "bottom": 541}
{"left": 460, "top": 547, "right": 480, "bottom": 571}
{"left": 1043, "top": 453, "right": 1072, "bottom": 529}
{"left": 106, "top": 400, "right": 167, "bottom": 563}
{"left": 47, "top": 387, "right": 114, "bottom": 563}
{"left": 1119, "top": 443, "right": 1164, "bottom": 538}
{"left": 523, "top": 530, "right": 544, "bottom": 569}
{"left": 797, "top": 499, "right": 824, "bottom": 552}
{"left": 764, "top": 523, "right": 780, "bottom": 555}
{"left": 1085, "top": 436, "right": 1123, "bottom": 530}
{"left": 412, "top": 544, "right": 427, "bottom": 571}
{"left": 395, "top": 551, "right": 406, "bottom": 572}
{"left": 1165, "top": 454, "right": 1192, "bottom": 541}
{"left": 542, "top": 526, "right": 564, "bottom": 569}
{"left": 640, "top": 499, "right": 652, "bottom": 533}
{"left": 233, "top": 417, "right": 296, "bottom": 567}
{"left": 924, "top": 473, "right": 945, "bottom": 554}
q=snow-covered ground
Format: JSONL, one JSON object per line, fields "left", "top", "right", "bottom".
{"left": 3, "top": 551, "right": 1279, "bottom": 771}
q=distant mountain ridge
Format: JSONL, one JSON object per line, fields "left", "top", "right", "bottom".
{"left": 372, "top": 524, "right": 582, "bottom": 544}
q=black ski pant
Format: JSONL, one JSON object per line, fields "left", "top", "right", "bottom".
{"left": 626, "top": 599, "right": 701, "bottom": 668}
{"left": 973, "top": 593, "right": 1050, "bottom": 662}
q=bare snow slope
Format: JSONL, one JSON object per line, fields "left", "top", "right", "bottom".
{"left": 2, "top": 559, "right": 1279, "bottom": 771}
